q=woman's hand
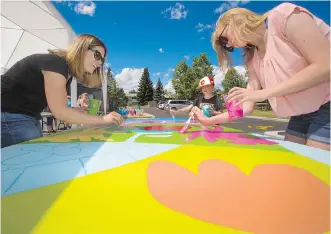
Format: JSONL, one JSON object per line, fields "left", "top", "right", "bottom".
{"left": 227, "top": 87, "right": 268, "bottom": 105}
{"left": 102, "top": 112, "right": 123, "bottom": 125}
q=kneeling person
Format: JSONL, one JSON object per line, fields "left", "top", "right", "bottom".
{"left": 170, "top": 76, "right": 223, "bottom": 116}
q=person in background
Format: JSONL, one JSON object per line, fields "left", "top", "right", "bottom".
{"left": 77, "top": 93, "right": 89, "bottom": 113}
{"left": 170, "top": 76, "right": 223, "bottom": 117}
{"left": 1, "top": 34, "right": 123, "bottom": 148}
{"left": 191, "top": 2, "right": 330, "bottom": 150}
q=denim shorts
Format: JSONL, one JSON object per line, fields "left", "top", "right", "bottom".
{"left": 1, "top": 112, "right": 43, "bottom": 148}
{"left": 286, "top": 101, "right": 330, "bottom": 144}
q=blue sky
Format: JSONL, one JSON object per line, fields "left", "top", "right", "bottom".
{"left": 52, "top": 1, "right": 330, "bottom": 92}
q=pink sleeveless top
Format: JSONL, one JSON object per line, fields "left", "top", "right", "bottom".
{"left": 249, "top": 2, "right": 330, "bottom": 118}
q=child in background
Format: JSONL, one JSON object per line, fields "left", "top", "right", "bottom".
{"left": 170, "top": 76, "right": 223, "bottom": 117}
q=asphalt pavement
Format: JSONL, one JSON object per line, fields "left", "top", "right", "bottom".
{"left": 144, "top": 107, "right": 288, "bottom": 139}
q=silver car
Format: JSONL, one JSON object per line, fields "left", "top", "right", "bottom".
{"left": 164, "top": 100, "right": 192, "bottom": 111}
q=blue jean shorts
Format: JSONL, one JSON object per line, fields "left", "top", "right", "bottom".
{"left": 286, "top": 101, "right": 330, "bottom": 144}
{"left": 1, "top": 112, "right": 43, "bottom": 148}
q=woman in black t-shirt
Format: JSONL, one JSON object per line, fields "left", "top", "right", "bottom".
{"left": 1, "top": 34, "right": 123, "bottom": 148}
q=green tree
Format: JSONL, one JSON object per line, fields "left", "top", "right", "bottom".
{"left": 137, "top": 68, "right": 153, "bottom": 105}
{"left": 107, "top": 67, "right": 119, "bottom": 110}
{"left": 117, "top": 88, "right": 129, "bottom": 107}
{"left": 221, "top": 68, "right": 246, "bottom": 94}
{"left": 172, "top": 60, "right": 193, "bottom": 100}
{"left": 191, "top": 52, "right": 214, "bottom": 79}
{"left": 172, "top": 53, "right": 214, "bottom": 100}
{"left": 154, "top": 77, "right": 165, "bottom": 101}
{"left": 191, "top": 52, "right": 214, "bottom": 97}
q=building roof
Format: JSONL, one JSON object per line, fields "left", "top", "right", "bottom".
{"left": 1, "top": 0, "right": 76, "bottom": 73}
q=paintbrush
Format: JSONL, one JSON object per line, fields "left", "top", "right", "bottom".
{"left": 179, "top": 116, "right": 192, "bottom": 134}
{"left": 171, "top": 113, "right": 175, "bottom": 121}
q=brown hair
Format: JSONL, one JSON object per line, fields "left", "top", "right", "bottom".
{"left": 49, "top": 34, "right": 107, "bottom": 88}
{"left": 211, "top": 8, "right": 269, "bottom": 71}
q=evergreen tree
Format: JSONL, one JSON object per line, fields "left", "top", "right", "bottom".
{"left": 137, "top": 68, "right": 153, "bottom": 105}
{"left": 117, "top": 88, "right": 129, "bottom": 107}
{"left": 147, "top": 75, "right": 154, "bottom": 101}
{"left": 107, "top": 67, "right": 119, "bottom": 110}
{"left": 154, "top": 77, "right": 165, "bottom": 101}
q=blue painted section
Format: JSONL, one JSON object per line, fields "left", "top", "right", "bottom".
{"left": 252, "top": 133, "right": 330, "bottom": 165}
{"left": 5, "top": 159, "right": 86, "bottom": 195}
{"left": 1, "top": 142, "right": 180, "bottom": 196}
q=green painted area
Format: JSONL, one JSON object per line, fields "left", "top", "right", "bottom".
{"left": 22, "top": 123, "right": 286, "bottom": 152}
{"left": 134, "top": 132, "right": 289, "bottom": 152}
{"left": 24, "top": 125, "right": 135, "bottom": 144}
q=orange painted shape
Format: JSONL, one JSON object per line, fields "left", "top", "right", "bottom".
{"left": 147, "top": 160, "right": 330, "bottom": 234}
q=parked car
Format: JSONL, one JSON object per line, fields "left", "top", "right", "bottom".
{"left": 157, "top": 101, "right": 166, "bottom": 109}
{"left": 164, "top": 100, "right": 192, "bottom": 111}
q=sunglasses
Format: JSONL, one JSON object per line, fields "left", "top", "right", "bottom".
{"left": 218, "top": 26, "right": 234, "bottom": 52}
{"left": 218, "top": 26, "right": 256, "bottom": 52}
{"left": 88, "top": 47, "right": 105, "bottom": 64}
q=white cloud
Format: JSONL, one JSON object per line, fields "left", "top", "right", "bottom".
{"left": 152, "top": 72, "right": 161, "bottom": 76}
{"left": 184, "top": 55, "right": 190, "bottom": 61}
{"left": 162, "top": 3, "right": 188, "bottom": 20}
{"left": 114, "top": 68, "right": 144, "bottom": 92}
{"left": 164, "top": 79, "right": 175, "bottom": 93}
{"left": 159, "top": 48, "right": 164, "bottom": 53}
{"left": 195, "top": 23, "right": 214, "bottom": 33}
{"left": 214, "top": 0, "right": 249, "bottom": 14}
{"left": 74, "top": 1, "right": 96, "bottom": 16}
{"left": 212, "top": 65, "right": 247, "bottom": 88}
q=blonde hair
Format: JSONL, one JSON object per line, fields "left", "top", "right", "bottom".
{"left": 49, "top": 34, "right": 107, "bottom": 88}
{"left": 211, "top": 8, "right": 269, "bottom": 71}
{"left": 78, "top": 93, "right": 88, "bottom": 100}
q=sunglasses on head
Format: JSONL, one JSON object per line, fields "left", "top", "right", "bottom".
{"left": 218, "top": 26, "right": 256, "bottom": 52}
{"left": 88, "top": 46, "right": 105, "bottom": 64}
{"left": 218, "top": 26, "right": 234, "bottom": 52}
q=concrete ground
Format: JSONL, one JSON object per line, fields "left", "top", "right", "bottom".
{"left": 144, "top": 107, "right": 288, "bottom": 139}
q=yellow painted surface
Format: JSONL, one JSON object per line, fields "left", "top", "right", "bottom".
{"left": 2, "top": 145, "right": 329, "bottom": 234}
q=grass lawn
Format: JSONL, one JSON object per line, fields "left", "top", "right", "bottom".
{"left": 250, "top": 110, "right": 278, "bottom": 118}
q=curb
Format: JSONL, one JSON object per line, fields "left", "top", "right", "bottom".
{"left": 244, "top": 116, "right": 289, "bottom": 122}
{"left": 264, "top": 131, "right": 285, "bottom": 140}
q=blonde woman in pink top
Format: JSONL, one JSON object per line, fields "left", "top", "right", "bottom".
{"left": 191, "top": 2, "right": 330, "bottom": 150}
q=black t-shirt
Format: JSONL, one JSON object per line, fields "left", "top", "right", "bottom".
{"left": 1, "top": 53, "right": 70, "bottom": 118}
{"left": 193, "top": 94, "right": 222, "bottom": 112}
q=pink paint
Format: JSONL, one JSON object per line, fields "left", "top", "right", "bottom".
{"left": 225, "top": 97, "right": 244, "bottom": 120}
{"left": 184, "top": 126, "right": 277, "bottom": 145}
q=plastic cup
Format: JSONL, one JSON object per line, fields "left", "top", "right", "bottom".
{"left": 201, "top": 105, "right": 212, "bottom": 117}
{"left": 224, "top": 97, "right": 243, "bottom": 120}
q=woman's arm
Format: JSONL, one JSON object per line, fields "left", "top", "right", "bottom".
{"left": 265, "top": 11, "right": 330, "bottom": 99}
{"left": 43, "top": 71, "right": 122, "bottom": 125}
{"left": 193, "top": 75, "right": 261, "bottom": 126}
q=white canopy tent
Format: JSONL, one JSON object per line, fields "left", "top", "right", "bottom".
{"left": 1, "top": 0, "right": 108, "bottom": 113}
